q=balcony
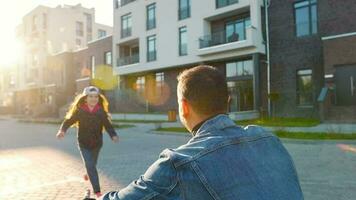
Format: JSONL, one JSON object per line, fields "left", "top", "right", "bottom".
{"left": 199, "top": 29, "right": 247, "bottom": 49}
{"left": 117, "top": 54, "right": 139, "bottom": 67}
{"left": 197, "top": 26, "right": 264, "bottom": 56}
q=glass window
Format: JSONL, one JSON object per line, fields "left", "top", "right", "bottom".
{"left": 179, "top": 27, "right": 188, "bottom": 56}
{"left": 225, "top": 17, "right": 250, "bottom": 43}
{"left": 105, "top": 52, "right": 112, "bottom": 65}
{"left": 297, "top": 69, "right": 313, "bottom": 106}
{"left": 227, "top": 79, "right": 254, "bottom": 112}
{"left": 226, "top": 60, "right": 253, "bottom": 78}
{"left": 179, "top": 0, "right": 190, "bottom": 20}
{"left": 156, "top": 72, "right": 164, "bottom": 97}
{"left": 147, "top": 35, "right": 156, "bottom": 62}
{"left": 147, "top": 4, "right": 156, "bottom": 30}
{"left": 91, "top": 56, "right": 95, "bottom": 79}
{"left": 121, "top": 14, "right": 132, "bottom": 38}
{"left": 98, "top": 29, "right": 107, "bottom": 38}
{"left": 76, "top": 21, "right": 84, "bottom": 37}
{"left": 216, "top": 0, "right": 238, "bottom": 9}
{"left": 136, "top": 76, "right": 145, "bottom": 96}
{"left": 294, "top": 0, "right": 318, "bottom": 37}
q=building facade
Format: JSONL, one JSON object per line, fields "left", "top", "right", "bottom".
{"left": 269, "top": 0, "right": 356, "bottom": 121}
{"left": 113, "top": 0, "right": 267, "bottom": 117}
{"left": 13, "top": 4, "right": 113, "bottom": 116}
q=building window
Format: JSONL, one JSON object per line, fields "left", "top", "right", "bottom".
{"left": 294, "top": 0, "right": 317, "bottom": 37}
{"left": 297, "top": 69, "right": 313, "bottom": 106}
{"left": 179, "top": 27, "right": 188, "bottom": 56}
{"left": 136, "top": 76, "right": 145, "bottom": 96}
{"left": 216, "top": 0, "right": 238, "bottom": 9}
{"left": 84, "top": 13, "right": 93, "bottom": 41}
{"left": 225, "top": 17, "right": 251, "bottom": 42}
{"left": 121, "top": 14, "right": 132, "bottom": 38}
{"left": 32, "top": 15, "right": 39, "bottom": 31}
{"left": 156, "top": 72, "right": 164, "bottom": 97}
{"left": 146, "top": 3, "right": 156, "bottom": 30}
{"left": 226, "top": 60, "right": 253, "bottom": 78}
{"left": 43, "top": 13, "right": 47, "bottom": 29}
{"left": 226, "top": 60, "right": 254, "bottom": 112}
{"left": 98, "top": 29, "right": 107, "bottom": 38}
{"left": 105, "top": 51, "right": 112, "bottom": 65}
{"left": 91, "top": 56, "right": 95, "bottom": 78}
{"left": 179, "top": 0, "right": 190, "bottom": 20}
{"left": 147, "top": 35, "right": 157, "bottom": 62}
{"left": 76, "top": 21, "right": 84, "bottom": 37}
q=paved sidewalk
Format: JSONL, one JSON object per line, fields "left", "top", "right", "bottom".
{"left": 0, "top": 118, "right": 355, "bottom": 199}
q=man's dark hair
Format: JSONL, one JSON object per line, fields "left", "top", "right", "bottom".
{"left": 177, "top": 65, "right": 229, "bottom": 115}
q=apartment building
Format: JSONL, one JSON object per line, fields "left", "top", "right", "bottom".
{"left": 13, "top": 4, "right": 112, "bottom": 116}
{"left": 269, "top": 0, "right": 356, "bottom": 121}
{"left": 113, "top": 0, "right": 267, "bottom": 117}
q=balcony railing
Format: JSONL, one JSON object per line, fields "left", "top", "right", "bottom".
{"left": 117, "top": 53, "right": 139, "bottom": 66}
{"left": 116, "top": 0, "right": 136, "bottom": 8}
{"left": 121, "top": 27, "right": 132, "bottom": 38}
{"left": 199, "top": 30, "right": 246, "bottom": 49}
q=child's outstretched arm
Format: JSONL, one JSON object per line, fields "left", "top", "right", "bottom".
{"left": 102, "top": 112, "right": 119, "bottom": 143}
{"left": 56, "top": 110, "right": 79, "bottom": 139}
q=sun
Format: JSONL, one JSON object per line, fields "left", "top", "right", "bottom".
{"left": 0, "top": 37, "right": 24, "bottom": 68}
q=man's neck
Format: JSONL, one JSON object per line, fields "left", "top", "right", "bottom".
{"left": 190, "top": 114, "right": 220, "bottom": 135}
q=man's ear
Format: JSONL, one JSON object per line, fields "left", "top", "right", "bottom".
{"left": 182, "top": 99, "right": 190, "bottom": 117}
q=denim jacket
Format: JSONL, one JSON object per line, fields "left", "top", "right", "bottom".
{"left": 101, "top": 114, "right": 303, "bottom": 200}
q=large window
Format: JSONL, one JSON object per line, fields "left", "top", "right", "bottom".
{"left": 147, "top": 35, "right": 157, "bottom": 62}
{"left": 297, "top": 69, "right": 313, "bottom": 106}
{"left": 121, "top": 14, "right": 132, "bottom": 38}
{"left": 91, "top": 56, "right": 95, "bottom": 79}
{"left": 216, "top": 0, "right": 238, "bottom": 9}
{"left": 179, "top": 27, "right": 188, "bottom": 56}
{"left": 98, "top": 29, "right": 107, "bottom": 38}
{"left": 294, "top": 0, "right": 317, "bottom": 37}
{"left": 226, "top": 60, "right": 254, "bottom": 112}
{"left": 225, "top": 17, "right": 251, "bottom": 43}
{"left": 136, "top": 76, "right": 145, "bottom": 96}
{"left": 147, "top": 3, "right": 156, "bottom": 30}
{"left": 156, "top": 72, "right": 164, "bottom": 97}
{"left": 105, "top": 51, "right": 112, "bottom": 65}
{"left": 179, "top": 0, "right": 190, "bottom": 20}
{"left": 226, "top": 60, "right": 254, "bottom": 78}
{"left": 76, "top": 21, "right": 84, "bottom": 37}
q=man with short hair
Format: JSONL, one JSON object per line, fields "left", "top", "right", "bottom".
{"left": 101, "top": 65, "right": 303, "bottom": 200}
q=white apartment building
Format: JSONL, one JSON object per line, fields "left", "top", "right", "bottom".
{"left": 113, "top": 0, "right": 266, "bottom": 115}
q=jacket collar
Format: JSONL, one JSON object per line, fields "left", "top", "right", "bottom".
{"left": 190, "top": 114, "right": 236, "bottom": 140}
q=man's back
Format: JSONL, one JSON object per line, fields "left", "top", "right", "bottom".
{"left": 102, "top": 115, "right": 303, "bottom": 200}
{"left": 169, "top": 115, "right": 303, "bottom": 199}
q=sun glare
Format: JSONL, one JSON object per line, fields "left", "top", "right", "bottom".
{"left": 0, "top": 38, "right": 24, "bottom": 67}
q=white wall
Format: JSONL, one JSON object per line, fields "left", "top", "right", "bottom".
{"left": 113, "top": 0, "right": 265, "bottom": 75}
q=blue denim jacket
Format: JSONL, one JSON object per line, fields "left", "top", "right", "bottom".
{"left": 101, "top": 114, "right": 303, "bottom": 200}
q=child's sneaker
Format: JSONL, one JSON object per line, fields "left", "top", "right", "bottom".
{"left": 95, "top": 192, "right": 102, "bottom": 198}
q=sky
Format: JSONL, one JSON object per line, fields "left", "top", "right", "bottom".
{"left": 0, "top": 0, "right": 113, "bottom": 67}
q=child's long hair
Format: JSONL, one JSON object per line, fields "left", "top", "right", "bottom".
{"left": 65, "top": 93, "right": 110, "bottom": 127}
